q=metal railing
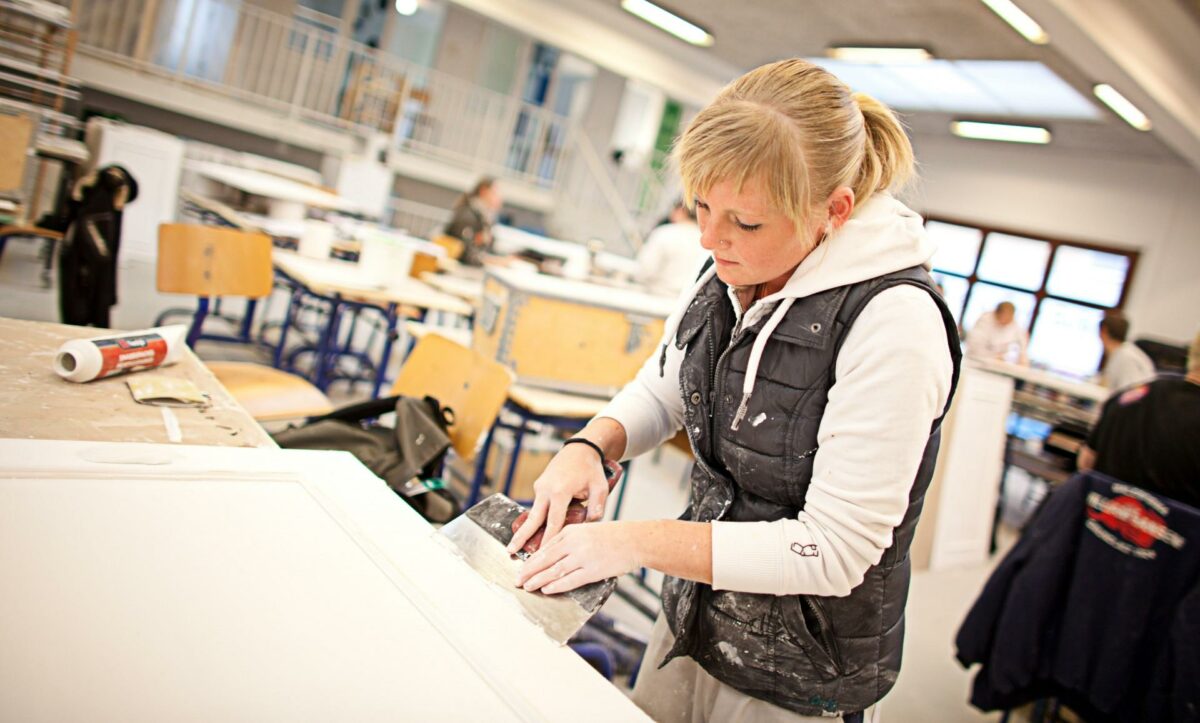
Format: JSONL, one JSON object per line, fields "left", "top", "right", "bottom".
{"left": 74, "top": 0, "right": 664, "bottom": 252}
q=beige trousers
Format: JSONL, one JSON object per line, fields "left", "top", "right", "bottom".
{"left": 631, "top": 615, "right": 880, "bottom": 723}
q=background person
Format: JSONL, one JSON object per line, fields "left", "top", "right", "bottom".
{"left": 508, "top": 58, "right": 959, "bottom": 722}
{"left": 1097, "top": 310, "right": 1156, "bottom": 391}
{"left": 966, "top": 301, "right": 1028, "bottom": 365}
{"left": 633, "top": 200, "right": 707, "bottom": 295}
{"left": 443, "top": 177, "right": 502, "bottom": 267}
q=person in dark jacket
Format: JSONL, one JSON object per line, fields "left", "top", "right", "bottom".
{"left": 1078, "top": 329, "right": 1200, "bottom": 508}
{"left": 507, "top": 59, "right": 961, "bottom": 722}
{"left": 956, "top": 471, "right": 1200, "bottom": 721}
{"left": 442, "top": 177, "right": 501, "bottom": 267}
{"left": 58, "top": 165, "right": 138, "bottom": 327}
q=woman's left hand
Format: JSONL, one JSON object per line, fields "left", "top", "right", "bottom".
{"left": 516, "top": 521, "right": 641, "bottom": 595}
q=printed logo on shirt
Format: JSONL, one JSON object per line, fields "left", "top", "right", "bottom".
{"left": 1085, "top": 485, "right": 1185, "bottom": 560}
{"left": 790, "top": 543, "right": 820, "bottom": 558}
{"left": 1118, "top": 384, "right": 1150, "bottom": 406}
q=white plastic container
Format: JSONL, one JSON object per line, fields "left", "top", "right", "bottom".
{"left": 357, "top": 231, "right": 415, "bottom": 286}
{"left": 298, "top": 220, "right": 335, "bottom": 259}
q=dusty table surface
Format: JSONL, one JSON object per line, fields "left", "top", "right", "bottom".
{"left": 0, "top": 317, "right": 274, "bottom": 448}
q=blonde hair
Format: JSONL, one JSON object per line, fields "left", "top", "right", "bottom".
{"left": 675, "top": 59, "right": 914, "bottom": 227}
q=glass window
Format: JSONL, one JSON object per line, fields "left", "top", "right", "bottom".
{"left": 1028, "top": 298, "right": 1106, "bottom": 379}
{"left": 962, "top": 283, "right": 1036, "bottom": 333}
{"left": 1045, "top": 245, "right": 1130, "bottom": 308}
{"left": 928, "top": 221, "right": 983, "bottom": 276}
{"left": 931, "top": 272, "right": 969, "bottom": 325}
{"left": 976, "top": 232, "right": 1051, "bottom": 291}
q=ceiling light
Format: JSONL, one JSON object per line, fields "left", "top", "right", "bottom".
{"left": 1093, "top": 84, "right": 1152, "bottom": 131}
{"left": 951, "top": 120, "right": 1051, "bottom": 144}
{"left": 979, "top": 0, "right": 1049, "bottom": 44}
{"left": 394, "top": 0, "right": 417, "bottom": 16}
{"left": 827, "top": 47, "right": 932, "bottom": 64}
{"left": 621, "top": 0, "right": 714, "bottom": 47}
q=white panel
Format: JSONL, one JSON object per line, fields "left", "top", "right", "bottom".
{"left": 957, "top": 60, "right": 1100, "bottom": 119}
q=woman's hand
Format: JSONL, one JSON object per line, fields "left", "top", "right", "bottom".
{"left": 506, "top": 444, "right": 611, "bottom": 555}
{"left": 516, "top": 521, "right": 641, "bottom": 594}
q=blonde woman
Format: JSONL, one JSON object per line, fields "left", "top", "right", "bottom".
{"left": 511, "top": 59, "right": 961, "bottom": 722}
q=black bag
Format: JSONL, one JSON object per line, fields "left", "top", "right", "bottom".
{"left": 273, "top": 394, "right": 461, "bottom": 522}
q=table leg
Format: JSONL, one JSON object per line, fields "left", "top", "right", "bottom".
{"left": 611, "top": 460, "right": 632, "bottom": 520}
{"left": 502, "top": 413, "right": 529, "bottom": 499}
{"left": 186, "top": 297, "right": 210, "bottom": 348}
{"left": 273, "top": 287, "right": 301, "bottom": 370}
{"left": 372, "top": 302, "right": 399, "bottom": 399}
{"left": 314, "top": 297, "right": 343, "bottom": 392}
{"left": 240, "top": 298, "right": 257, "bottom": 343}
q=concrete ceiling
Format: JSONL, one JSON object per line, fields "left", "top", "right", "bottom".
{"left": 571, "top": 0, "right": 1200, "bottom": 169}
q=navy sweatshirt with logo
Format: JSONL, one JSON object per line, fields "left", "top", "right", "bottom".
{"left": 956, "top": 472, "right": 1200, "bottom": 722}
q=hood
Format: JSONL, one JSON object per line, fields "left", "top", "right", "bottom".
{"left": 658, "top": 193, "right": 935, "bottom": 431}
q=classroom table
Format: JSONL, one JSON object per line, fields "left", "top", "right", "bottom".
{"left": 187, "top": 160, "right": 373, "bottom": 219}
{"left": 0, "top": 317, "right": 274, "bottom": 448}
{"left": 419, "top": 270, "right": 484, "bottom": 303}
{"left": 271, "top": 251, "right": 473, "bottom": 396}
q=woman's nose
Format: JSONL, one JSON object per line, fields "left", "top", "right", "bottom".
{"left": 698, "top": 220, "right": 723, "bottom": 250}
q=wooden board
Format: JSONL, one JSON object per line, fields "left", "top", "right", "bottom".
{"left": 474, "top": 272, "right": 667, "bottom": 396}
{"left": 0, "top": 114, "right": 34, "bottom": 192}
{"left": 0, "top": 318, "right": 273, "bottom": 448}
{"left": 0, "top": 440, "right": 650, "bottom": 722}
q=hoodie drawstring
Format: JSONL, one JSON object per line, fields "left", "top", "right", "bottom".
{"left": 730, "top": 297, "right": 796, "bottom": 431}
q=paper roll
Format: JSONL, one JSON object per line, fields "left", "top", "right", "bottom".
{"left": 298, "top": 220, "right": 335, "bottom": 259}
{"left": 54, "top": 325, "right": 189, "bottom": 383}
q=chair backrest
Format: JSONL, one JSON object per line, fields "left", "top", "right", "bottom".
{"left": 157, "top": 223, "right": 274, "bottom": 298}
{"left": 432, "top": 234, "right": 466, "bottom": 261}
{"left": 390, "top": 333, "right": 513, "bottom": 461}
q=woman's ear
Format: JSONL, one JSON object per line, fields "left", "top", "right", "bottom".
{"left": 826, "top": 186, "right": 856, "bottom": 230}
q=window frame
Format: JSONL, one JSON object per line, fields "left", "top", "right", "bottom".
{"left": 926, "top": 215, "right": 1140, "bottom": 369}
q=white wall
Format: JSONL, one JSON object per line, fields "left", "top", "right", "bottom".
{"left": 907, "top": 135, "right": 1200, "bottom": 343}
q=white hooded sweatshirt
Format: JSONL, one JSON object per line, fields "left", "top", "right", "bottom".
{"left": 598, "top": 193, "right": 954, "bottom": 597}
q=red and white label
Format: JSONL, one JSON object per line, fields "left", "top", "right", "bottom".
{"left": 94, "top": 333, "right": 169, "bottom": 379}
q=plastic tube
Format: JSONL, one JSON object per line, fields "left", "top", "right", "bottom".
{"left": 53, "top": 325, "right": 189, "bottom": 383}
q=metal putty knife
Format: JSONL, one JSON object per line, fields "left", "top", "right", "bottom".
{"left": 437, "top": 463, "right": 622, "bottom": 645}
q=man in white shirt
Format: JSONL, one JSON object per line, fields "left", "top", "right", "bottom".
{"left": 633, "top": 202, "right": 707, "bottom": 295}
{"left": 1098, "top": 311, "right": 1156, "bottom": 391}
{"left": 966, "top": 301, "right": 1029, "bottom": 365}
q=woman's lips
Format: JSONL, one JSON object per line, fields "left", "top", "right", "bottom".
{"left": 714, "top": 257, "right": 737, "bottom": 266}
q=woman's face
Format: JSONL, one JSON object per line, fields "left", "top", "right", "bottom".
{"left": 694, "top": 176, "right": 822, "bottom": 294}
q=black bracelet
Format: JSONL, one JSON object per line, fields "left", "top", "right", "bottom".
{"left": 563, "top": 437, "right": 606, "bottom": 464}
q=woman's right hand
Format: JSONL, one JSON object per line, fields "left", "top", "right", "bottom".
{"left": 506, "top": 443, "right": 611, "bottom": 555}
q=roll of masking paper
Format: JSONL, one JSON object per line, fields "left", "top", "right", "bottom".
{"left": 54, "top": 325, "right": 189, "bottom": 383}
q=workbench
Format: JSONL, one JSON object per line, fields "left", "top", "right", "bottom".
{"left": 0, "top": 317, "right": 273, "bottom": 448}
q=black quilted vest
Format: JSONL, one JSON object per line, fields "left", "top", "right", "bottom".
{"left": 659, "top": 266, "right": 961, "bottom": 717}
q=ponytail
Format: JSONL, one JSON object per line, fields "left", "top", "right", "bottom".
{"left": 852, "top": 92, "right": 915, "bottom": 204}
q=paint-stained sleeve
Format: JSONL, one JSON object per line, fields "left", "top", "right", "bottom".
{"left": 712, "top": 285, "right": 954, "bottom": 596}
{"left": 594, "top": 295, "right": 689, "bottom": 460}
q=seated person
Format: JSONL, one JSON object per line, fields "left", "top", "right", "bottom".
{"left": 965, "top": 301, "right": 1028, "bottom": 365}
{"left": 1079, "top": 330, "right": 1200, "bottom": 508}
{"left": 443, "top": 178, "right": 502, "bottom": 267}
{"left": 1097, "top": 310, "right": 1156, "bottom": 391}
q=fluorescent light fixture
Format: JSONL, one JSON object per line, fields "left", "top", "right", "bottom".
{"left": 621, "top": 0, "right": 714, "bottom": 47}
{"left": 979, "top": 0, "right": 1049, "bottom": 44}
{"left": 951, "top": 120, "right": 1051, "bottom": 144}
{"left": 827, "top": 47, "right": 932, "bottom": 64}
{"left": 1093, "top": 83, "right": 1152, "bottom": 131}
{"left": 394, "top": 0, "right": 417, "bottom": 16}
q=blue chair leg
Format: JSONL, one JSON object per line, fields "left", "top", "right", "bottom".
{"left": 186, "top": 298, "right": 211, "bottom": 349}
{"left": 569, "top": 642, "right": 614, "bottom": 681}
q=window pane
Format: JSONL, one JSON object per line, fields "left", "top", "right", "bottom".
{"left": 963, "top": 283, "right": 1036, "bottom": 333}
{"left": 1045, "top": 245, "right": 1130, "bottom": 307}
{"left": 1028, "top": 298, "right": 1106, "bottom": 379}
{"left": 928, "top": 221, "right": 983, "bottom": 276}
{"left": 932, "top": 272, "right": 969, "bottom": 325}
{"left": 977, "top": 232, "right": 1051, "bottom": 291}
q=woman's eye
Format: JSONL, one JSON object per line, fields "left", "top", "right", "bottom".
{"left": 736, "top": 220, "right": 762, "bottom": 232}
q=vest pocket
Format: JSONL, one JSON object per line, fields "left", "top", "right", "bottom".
{"left": 779, "top": 595, "right": 844, "bottom": 679}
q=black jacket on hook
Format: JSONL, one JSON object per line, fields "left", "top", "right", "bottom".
{"left": 58, "top": 164, "right": 138, "bottom": 327}
{"left": 956, "top": 472, "right": 1200, "bottom": 722}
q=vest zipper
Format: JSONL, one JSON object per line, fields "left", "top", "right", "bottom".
{"left": 803, "top": 596, "right": 844, "bottom": 674}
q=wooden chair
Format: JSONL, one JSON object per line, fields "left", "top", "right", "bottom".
{"left": 157, "top": 223, "right": 332, "bottom": 422}
{"left": 408, "top": 234, "right": 466, "bottom": 279}
{"left": 389, "top": 332, "right": 513, "bottom": 463}
{"left": 431, "top": 233, "right": 466, "bottom": 261}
